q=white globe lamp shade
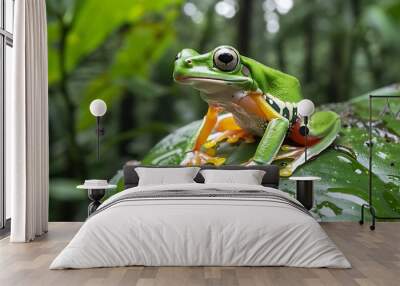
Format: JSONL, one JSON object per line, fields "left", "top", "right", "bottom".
{"left": 90, "top": 99, "right": 107, "bottom": 117}
{"left": 298, "top": 99, "right": 315, "bottom": 117}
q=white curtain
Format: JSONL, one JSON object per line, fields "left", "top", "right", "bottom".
{"left": 6, "top": 0, "right": 49, "bottom": 242}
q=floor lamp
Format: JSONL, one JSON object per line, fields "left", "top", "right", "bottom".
{"left": 83, "top": 99, "right": 108, "bottom": 216}
{"left": 89, "top": 99, "right": 107, "bottom": 160}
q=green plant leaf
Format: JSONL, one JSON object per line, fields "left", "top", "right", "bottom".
{"left": 139, "top": 84, "right": 400, "bottom": 221}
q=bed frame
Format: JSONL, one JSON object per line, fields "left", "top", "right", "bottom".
{"left": 123, "top": 164, "right": 280, "bottom": 189}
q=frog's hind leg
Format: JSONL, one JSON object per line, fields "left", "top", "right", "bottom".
{"left": 182, "top": 112, "right": 252, "bottom": 166}
{"left": 204, "top": 130, "right": 255, "bottom": 149}
{"left": 203, "top": 114, "right": 255, "bottom": 149}
{"left": 280, "top": 112, "right": 341, "bottom": 177}
{"left": 275, "top": 145, "right": 305, "bottom": 161}
{"left": 181, "top": 105, "right": 227, "bottom": 166}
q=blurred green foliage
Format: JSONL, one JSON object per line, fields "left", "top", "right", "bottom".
{"left": 46, "top": 0, "right": 400, "bottom": 221}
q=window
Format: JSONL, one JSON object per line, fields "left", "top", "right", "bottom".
{"left": 0, "top": 0, "right": 14, "bottom": 230}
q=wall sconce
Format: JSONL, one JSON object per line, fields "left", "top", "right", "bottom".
{"left": 297, "top": 99, "right": 315, "bottom": 162}
{"left": 89, "top": 99, "right": 107, "bottom": 160}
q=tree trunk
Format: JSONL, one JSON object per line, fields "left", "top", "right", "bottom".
{"left": 303, "top": 9, "right": 315, "bottom": 84}
{"left": 118, "top": 91, "right": 136, "bottom": 157}
{"left": 236, "top": 0, "right": 254, "bottom": 55}
{"left": 58, "top": 18, "right": 87, "bottom": 178}
{"left": 327, "top": 32, "right": 343, "bottom": 103}
{"left": 342, "top": 0, "right": 362, "bottom": 99}
{"left": 197, "top": 2, "right": 216, "bottom": 52}
{"left": 276, "top": 37, "right": 286, "bottom": 72}
{"left": 362, "top": 40, "right": 384, "bottom": 85}
{"left": 327, "top": 1, "right": 346, "bottom": 103}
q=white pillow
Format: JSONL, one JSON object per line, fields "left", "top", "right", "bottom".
{"left": 135, "top": 167, "right": 200, "bottom": 186}
{"left": 200, "top": 169, "right": 265, "bottom": 185}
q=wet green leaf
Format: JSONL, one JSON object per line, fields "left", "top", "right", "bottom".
{"left": 139, "top": 84, "right": 400, "bottom": 221}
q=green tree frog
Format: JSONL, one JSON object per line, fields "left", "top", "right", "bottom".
{"left": 173, "top": 46, "right": 341, "bottom": 176}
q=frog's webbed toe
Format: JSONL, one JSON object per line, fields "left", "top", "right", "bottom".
{"left": 181, "top": 151, "right": 226, "bottom": 166}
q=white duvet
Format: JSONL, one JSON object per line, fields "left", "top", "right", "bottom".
{"left": 50, "top": 183, "right": 350, "bottom": 269}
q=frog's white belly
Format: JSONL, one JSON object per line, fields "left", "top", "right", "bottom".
{"left": 201, "top": 86, "right": 268, "bottom": 136}
{"left": 200, "top": 90, "right": 267, "bottom": 136}
{"left": 223, "top": 103, "right": 266, "bottom": 136}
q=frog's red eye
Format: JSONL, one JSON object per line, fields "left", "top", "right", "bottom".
{"left": 213, "top": 47, "right": 239, "bottom": 72}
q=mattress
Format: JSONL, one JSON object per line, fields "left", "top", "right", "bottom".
{"left": 50, "top": 183, "right": 351, "bottom": 269}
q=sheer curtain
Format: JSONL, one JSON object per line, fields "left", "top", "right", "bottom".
{"left": 6, "top": 0, "right": 49, "bottom": 242}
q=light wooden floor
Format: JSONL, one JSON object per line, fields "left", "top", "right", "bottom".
{"left": 0, "top": 222, "right": 399, "bottom": 286}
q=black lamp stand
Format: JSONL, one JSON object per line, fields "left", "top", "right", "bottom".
{"left": 85, "top": 117, "right": 106, "bottom": 216}
{"left": 359, "top": 94, "right": 400, "bottom": 230}
{"left": 87, "top": 189, "right": 106, "bottom": 216}
{"left": 304, "top": 116, "right": 309, "bottom": 162}
{"left": 96, "top": 116, "right": 105, "bottom": 161}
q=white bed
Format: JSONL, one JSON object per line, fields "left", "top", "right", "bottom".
{"left": 50, "top": 183, "right": 351, "bottom": 269}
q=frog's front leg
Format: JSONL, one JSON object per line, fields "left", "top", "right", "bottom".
{"left": 251, "top": 118, "right": 290, "bottom": 165}
{"left": 181, "top": 105, "right": 226, "bottom": 166}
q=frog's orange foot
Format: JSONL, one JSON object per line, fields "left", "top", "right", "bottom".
{"left": 273, "top": 146, "right": 306, "bottom": 177}
{"left": 203, "top": 130, "right": 255, "bottom": 149}
{"left": 279, "top": 165, "right": 294, "bottom": 177}
{"left": 181, "top": 151, "right": 226, "bottom": 166}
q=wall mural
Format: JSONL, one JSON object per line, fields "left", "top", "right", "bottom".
{"left": 46, "top": 0, "right": 400, "bottom": 222}
{"left": 137, "top": 48, "right": 400, "bottom": 221}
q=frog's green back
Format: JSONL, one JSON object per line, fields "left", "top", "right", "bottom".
{"left": 241, "top": 56, "right": 302, "bottom": 103}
